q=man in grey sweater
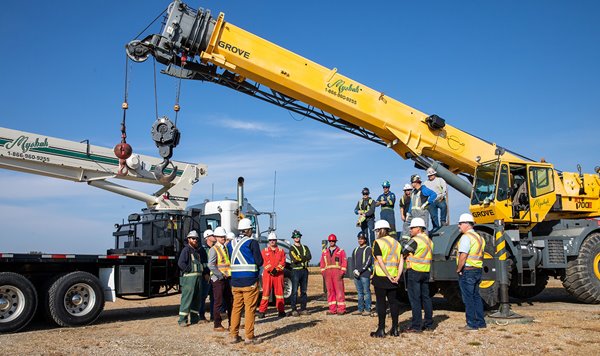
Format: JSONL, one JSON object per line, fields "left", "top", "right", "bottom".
{"left": 208, "top": 227, "right": 232, "bottom": 331}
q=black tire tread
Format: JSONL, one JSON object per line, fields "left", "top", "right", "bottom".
{"left": 562, "top": 232, "right": 600, "bottom": 304}
{"left": 47, "top": 271, "right": 105, "bottom": 327}
{"left": 0, "top": 272, "right": 38, "bottom": 333}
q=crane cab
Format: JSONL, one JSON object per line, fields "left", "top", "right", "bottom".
{"left": 470, "top": 159, "right": 557, "bottom": 229}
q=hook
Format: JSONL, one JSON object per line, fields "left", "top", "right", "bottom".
{"left": 154, "top": 158, "right": 178, "bottom": 184}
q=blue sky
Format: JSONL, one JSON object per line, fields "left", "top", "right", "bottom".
{"left": 0, "top": 1, "right": 598, "bottom": 257}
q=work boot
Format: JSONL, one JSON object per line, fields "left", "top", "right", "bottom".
{"left": 299, "top": 310, "right": 310, "bottom": 316}
{"left": 228, "top": 336, "right": 242, "bottom": 344}
{"left": 388, "top": 325, "right": 400, "bottom": 337}
{"left": 361, "top": 311, "right": 370, "bottom": 316}
{"left": 370, "top": 327, "right": 386, "bottom": 338}
{"left": 278, "top": 311, "right": 286, "bottom": 318}
{"left": 291, "top": 310, "right": 300, "bottom": 317}
{"left": 325, "top": 311, "right": 337, "bottom": 315}
{"left": 245, "top": 338, "right": 261, "bottom": 345}
{"left": 352, "top": 310, "right": 363, "bottom": 315}
{"left": 257, "top": 312, "right": 266, "bottom": 319}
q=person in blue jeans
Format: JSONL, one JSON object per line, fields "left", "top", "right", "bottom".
{"left": 456, "top": 213, "right": 487, "bottom": 331}
{"left": 289, "top": 230, "right": 312, "bottom": 316}
{"left": 352, "top": 232, "right": 373, "bottom": 315}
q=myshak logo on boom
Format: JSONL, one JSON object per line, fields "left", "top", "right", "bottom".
{"left": 325, "top": 78, "right": 362, "bottom": 105}
{"left": 3, "top": 135, "right": 49, "bottom": 153}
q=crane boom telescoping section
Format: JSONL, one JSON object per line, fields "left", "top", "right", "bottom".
{"left": 127, "top": 1, "right": 527, "bottom": 191}
{"left": 0, "top": 127, "right": 206, "bottom": 210}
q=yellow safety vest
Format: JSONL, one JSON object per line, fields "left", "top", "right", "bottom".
{"left": 373, "top": 236, "right": 401, "bottom": 277}
{"left": 406, "top": 233, "right": 433, "bottom": 272}
{"left": 457, "top": 230, "right": 485, "bottom": 268}
{"left": 211, "top": 244, "right": 231, "bottom": 277}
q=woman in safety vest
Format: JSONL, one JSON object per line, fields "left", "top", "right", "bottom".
{"left": 370, "top": 220, "right": 403, "bottom": 338}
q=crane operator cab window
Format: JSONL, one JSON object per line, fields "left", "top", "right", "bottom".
{"left": 510, "top": 165, "right": 529, "bottom": 219}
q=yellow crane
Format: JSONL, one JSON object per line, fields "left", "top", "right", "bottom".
{"left": 127, "top": 1, "right": 600, "bottom": 306}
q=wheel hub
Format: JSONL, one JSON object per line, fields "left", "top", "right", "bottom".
{"left": 0, "top": 296, "right": 8, "bottom": 311}
{"left": 594, "top": 252, "right": 600, "bottom": 281}
{"left": 70, "top": 294, "right": 83, "bottom": 306}
{"left": 0, "top": 286, "right": 25, "bottom": 323}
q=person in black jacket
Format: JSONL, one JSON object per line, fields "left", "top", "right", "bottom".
{"left": 352, "top": 232, "right": 373, "bottom": 316}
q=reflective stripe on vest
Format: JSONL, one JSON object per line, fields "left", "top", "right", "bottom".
{"left": 406, "top": 233, "right": 433, "bottom": 272}
{"left": 410, "top": 191, "right": 423, "bottom": 210}
{"left": 211, "top": 244, "right": 231, "bottom": 277}
{"left": 291, "top": 244, "right": 308, "bottom": 269}
{"left": 458, "top": 231, "right": 485, "bottom": 268}
{"left": 373, "top": 236, "right": 401, "bottom": 277}
{"left": 230, "top": 237, "right": 258, "bottom": 272}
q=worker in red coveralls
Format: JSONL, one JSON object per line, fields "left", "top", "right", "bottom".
{"left": 320, "top": 234, "right": 348, "bottom": 315}
{"left": 257, "top": 232, "right": 287, "bottom": 318}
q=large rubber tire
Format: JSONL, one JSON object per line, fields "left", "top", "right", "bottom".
{"left": 509, "top": 271, "right": 548, "bottom": 299}
{"left": 562, "top": 232, "right": 600, "bottom": 304}
{"left": 46, "top": 271, "right": 105, "bottom": 327}
{"left": 0, "top": 272, "right": 38, "bottom": 333}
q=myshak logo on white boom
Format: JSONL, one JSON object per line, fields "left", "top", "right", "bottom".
{"left": 3, "top": 135, "right": 49, "bottom": 153}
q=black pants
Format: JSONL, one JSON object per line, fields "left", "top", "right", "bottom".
{"left": 406, "top": 269, "right": 433, "bottom": 330}
{"left": 374, "top": 286, "right": 400, "bottom": 330}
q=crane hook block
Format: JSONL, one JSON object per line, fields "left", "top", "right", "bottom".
{"left": 153, "top": 158, "right": 178, "bottom": 184}
{"left": 151, "top": 116, "right": 180, "bottom": 160}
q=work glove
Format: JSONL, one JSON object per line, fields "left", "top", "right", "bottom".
{"left": 421, "top": 202, "right": 429, "bottom": 209}
{"left": 353, "top": 269, "right": 360, "bottom": 278}
{"left": 269, "top": 268, "right": 278, "bottom": 276}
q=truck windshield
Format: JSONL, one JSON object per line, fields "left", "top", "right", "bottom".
{"left": 471, "top": 162, "right": 499, "bottom": 205}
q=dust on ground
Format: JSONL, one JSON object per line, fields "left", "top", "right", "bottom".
{"left": 1, "top": 276, "right": 599, "bottom": 355}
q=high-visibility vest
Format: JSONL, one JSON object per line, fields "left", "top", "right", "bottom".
{"left": 457, "top": 230, "right": 485, "bottom": 268}
{"left": 406, "top": 233, "right": 433, "bottom": 272}
{"left": 228, "top": 237, "right": 259, "bottom": 279}
{"left": 290, "top": 244, "right": 309, "bottom": 269}
{"left": 211, "top": 243, "right": 231, "bottom": 277}
{"left": 373, "top": 236, "right": 401, "bottom": 277}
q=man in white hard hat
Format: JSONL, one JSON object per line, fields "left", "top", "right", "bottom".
{"left": 399, "top": 183, "right": 413, "bottom": 240}
{"left": 370, "top": 220, "right": 402, "bottom": 337}
{"left": 402, "top": 217, "right": 434, "bottom": 332}
{"left": 423, "top": 167, "right": 448, "bottom": 233}
{"left": 409, "top": 174, "right": 437, "bottom": 232}
{"left": 199, "top": 229, "right": 215, "bottom": 322}
{"left": 257, "top": 232, "right": 287, "bottom": 318}
{"left": 208, "top": 226, "right": 232, "bottom": 332}
{"left": 226, "top": 232, "right": 235, "bottom": 241}
{"left": 456, "top": 213, "right": 486, "bottom": 331}
{"left": 227, "top": 218, "right": 264, "bottom": 344}
{"left": 177, "top": 230, "right": 208, "bottom": 326}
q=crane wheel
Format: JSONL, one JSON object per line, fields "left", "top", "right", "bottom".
{"left": 509, "top": 271, "right": 549, "bottom": 299}
{"left": 439, "top": 282, "right": 464, "bottom": 310}
{"left": 46, "top": 271, "right": 105, "bottom": 327}
{"left": 562, "top": 232, "right": 600, "bottom": 304}
{"left": 0, "top": 272, "right": 38, "bottom": 333}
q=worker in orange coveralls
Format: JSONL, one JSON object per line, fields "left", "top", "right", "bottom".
{"left": 257, "top": 232, "right": 287, "bottom": 318}
{"left": 320, "top": 234, "right": 348, "bottom": 315}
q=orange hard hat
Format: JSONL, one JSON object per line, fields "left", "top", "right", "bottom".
{"left": 328, "top": 234, "right": 337, "bottom": 242}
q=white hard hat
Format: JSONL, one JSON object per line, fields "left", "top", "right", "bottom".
{"left": 427, "top": 167, "right": 437, "bottom": 176}
{"left": 213, "top": 227, "right": 227, "bottom": 237}
{"left": 409, "top": 218, "right": 426, "bottom": 228}
{"left": 374, "top": 220, "right": 391, "bottom": 230}
{"left": 458, "top": 213, "right": 475, "bottom": 224}
{"left": 203, "top": 229, "right": 214, "bottom": 239}
{"left": 268, "top": 232, "right": 278, "bottom": 241}
{"left": 403, "top": 183, "right": 412, "bottom": 191}
{"left": 226, "top": 232, "right": 235, "bottom": 240}
{"left": 238, "top": 218, "right": 252, "bottom": 230}
{"left": 187, "top": 230, "right": 199, "bottom": 239}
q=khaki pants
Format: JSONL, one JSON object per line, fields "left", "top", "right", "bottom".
{"left": 230, "top": 283, "right": 259, "bottom": 340}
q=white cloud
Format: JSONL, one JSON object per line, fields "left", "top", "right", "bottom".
{"left": 219, "top": 118, "right": 282, "bottom": 135}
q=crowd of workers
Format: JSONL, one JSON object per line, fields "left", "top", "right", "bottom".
{"left": 177, "top": 168, "right": 486, "bottom": 342}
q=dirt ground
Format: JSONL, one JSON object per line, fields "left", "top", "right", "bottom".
{"left": 1, "top": 275, "right": 599, "bottom": 355}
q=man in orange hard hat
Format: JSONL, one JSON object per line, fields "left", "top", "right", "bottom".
{"left": 320, "top": 233, "right": 348, "bottom": 315}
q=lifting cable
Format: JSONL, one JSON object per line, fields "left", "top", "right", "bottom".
{"left": 114, "top": 54, "right": 133, "bottom": 175}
